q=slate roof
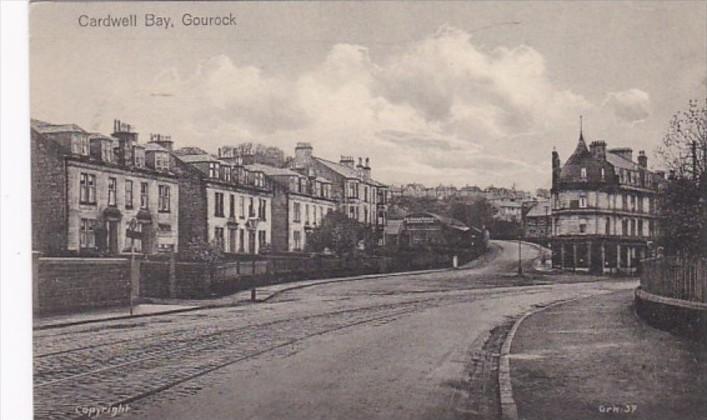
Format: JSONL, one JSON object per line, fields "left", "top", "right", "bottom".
{"left": 315, "top": 157, "right": 387, "bottom": 187}
{"left": 405, "top": 212, "right": 471, "bottom": 232}
{"left": 525, "top": 200, "right": 552, "bottom": 218}
{"left": 564, "top": 131, "right": 591, "bottom": 165}
{"left": 244, "top": 163, "right": 300, "bottom": 177}
{"left": 88, "top": 133, "right": 116, "bottom": 142}
{"left": 315, "top": 157, "right": 361, "bottom": 179}
{"left": 176, "top": 153, "right": 221, "bottom": 163}
{"left": 32, "top": 119, "right": 86, "bottom": 134}
{"left": 605, "top": 151, "right": 640, "bottom": 171}
{"left": 144, "top": 143, "right": 169, "bottom": 152}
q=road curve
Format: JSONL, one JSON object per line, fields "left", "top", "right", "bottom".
{"left": 34, "top": 241, "right": 635, "bottom": 420}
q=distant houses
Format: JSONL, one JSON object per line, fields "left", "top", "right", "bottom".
{"left": 523, "top": 199, "right": 552, "bottom": 245}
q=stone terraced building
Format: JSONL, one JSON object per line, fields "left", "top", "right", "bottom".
{"left": 31, "top": 119, "right": 179, "bottom": 256}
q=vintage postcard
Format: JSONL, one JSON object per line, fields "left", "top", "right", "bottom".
{"left": 26, "top": 1, "right": 706, "bottom": 419}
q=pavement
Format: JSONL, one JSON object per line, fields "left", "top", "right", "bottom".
{"left": 508, "top": 290, "right": 707, "bottom": 420}
{"left": 33, "top": 244, "right": 501, "bottom": 330}
{"left": 33, "top": 304, "right": 200, "bottom": 329}
{"left": 33, "top": 267, "right": 454, "bottom": 329}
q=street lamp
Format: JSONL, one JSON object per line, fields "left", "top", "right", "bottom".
{"left": 518, "top": 232, "right": 523, "bottom": 276}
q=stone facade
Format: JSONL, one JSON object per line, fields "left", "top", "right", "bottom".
{"left": 551, "top": 130, "right": 663, "bottom": 274}
{"left": 31, "top": 129, "right": 68, "bottom": 255}
{"left": 290, "top": 143, "right": 389, "bottom": 243}
{"left": 175, "top": 149, "right": 272, "bottom": 255}
{"left": 234, "top": 162, "right": 337, "bottom": 253}
{"left": 32, "top": 119, "right": 180, "bottom": 256}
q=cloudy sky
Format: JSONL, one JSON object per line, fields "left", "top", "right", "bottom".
{"left": 31, "top": 1, "right": 706, "bottom": 190}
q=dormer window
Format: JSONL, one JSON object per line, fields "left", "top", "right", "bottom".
{"left": 223, "top": 166, "right": 231, "bottom": 182}
{"left": 101, "top": 141, "right": 113, "bottom": 163}
{"left": 580, "top": 167, "right": 587, "bottom": 180}
{"left": 209, "top": 162, "right": 219, "bottom": 179}
{"left": 155, "top": 152, "right": 169, "bottom": 172}
{"left": 79, "top": 135, "right": 89, "bottom": 156}
{"left": 133, "top": 147, "right": 146, "bottom": 168}
{"left": 600, "top": 168, "right": 605, "bottom": 181}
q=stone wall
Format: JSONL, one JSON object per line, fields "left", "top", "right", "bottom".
{"left": 35, "top": 257, "right": 130, "bottom": 315}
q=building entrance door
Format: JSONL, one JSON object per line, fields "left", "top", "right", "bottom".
{"left": 248, "top": 231, "right": 256, "bottom": 254}
{"left": 229, "top": 228, "right": 236, "bottom": 253}
{"left": 108, "top": 221, "right": 119, "bottom": 255}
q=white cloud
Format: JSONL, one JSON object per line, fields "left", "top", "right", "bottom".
{"left": 603, "top": 88, "right": 651, "bottom": 124}
{"left": 100, "top": 25, "right": 600, "bottom": 189}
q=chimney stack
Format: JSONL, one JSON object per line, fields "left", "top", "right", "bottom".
{"left": 638, "top": 150, "right": 648, "bottom": 168}
{"left": 340, "top": 155, "right": 354, "bottom": 168}
{"left": 363, "top": 157, "right": 371, "bottom": 179}
{"left": 294, "top": 142, "right": 313, "bottom": 168}
{"left": 112, "top": 119, "right": 138, "bottom": 166}
{"left": 149, "top": 133, "right": 173, "bottom": 152}
{"left": 589, "top": 140, "right": 607, "bottom": 160}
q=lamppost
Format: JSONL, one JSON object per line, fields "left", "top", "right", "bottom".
{"left": 518, "top": 231, "right": 523, "bottom": 276}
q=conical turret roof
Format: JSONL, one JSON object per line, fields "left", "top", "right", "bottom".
{"left": 565, "top": 128, "right": 590, "bottom": 165}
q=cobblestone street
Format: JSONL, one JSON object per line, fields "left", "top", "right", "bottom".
{"left": 34, "top": 242, "right": 636, "bottom": 420}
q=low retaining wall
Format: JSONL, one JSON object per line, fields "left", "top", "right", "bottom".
{"left": 35, "top": 256, "right": 130, "bottom": 315}
{"left": 635, "top": 287, "right": 707, "bottom": 339}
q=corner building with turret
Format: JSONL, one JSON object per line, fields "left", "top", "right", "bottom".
{"left": 550, "top": 129, "right": 663, "bottom": 275}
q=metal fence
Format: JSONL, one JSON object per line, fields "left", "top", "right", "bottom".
{"left": 640, "top": 256, "right": 707, "bottom": 303}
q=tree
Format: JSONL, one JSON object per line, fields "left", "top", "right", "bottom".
{"left": 306, "top": 211, "right": 375, "bottom": 255}
{"left": 222, "top": 143, "right": 288, "bottom": 167}
{"left": 657, "top": 177, "right": 704, "bottom": 256}
{"left": 180, "top": 237, "right": 224, "bottom": 263}
{"left": 466, "top": 197, "right": 497, "bottom": 229}
{"left": 656, "top": 99, "right": 707, "bottom": 256}
{"left": 657, "top": 99, "right": 706, "bottom": 180}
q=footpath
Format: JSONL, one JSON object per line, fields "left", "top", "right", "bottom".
{"left": 507, "top": 289, "right": 707, "bottom": 420}
{"left": 33, "top": 266, "right": 456, "bottom": 330}
{"left": 34, "top": 244, "right": 508, "bottom": 330}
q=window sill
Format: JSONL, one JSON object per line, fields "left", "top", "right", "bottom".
{"left": 79, "top": 202, "right": 97, "bottom": 206}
